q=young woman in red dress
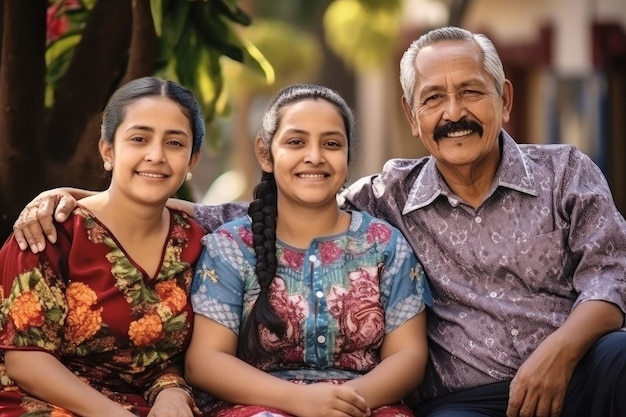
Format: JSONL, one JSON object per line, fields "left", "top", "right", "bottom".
{"left": 0, "top": 77, "right": 205, "bottom": 417}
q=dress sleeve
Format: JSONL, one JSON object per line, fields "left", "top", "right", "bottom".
{"left": 379, "top": 229, "right": 433, "bottom": 334}
{"left": 563, "top": 150, "right": 626, "bottom": 315}
{"left": 191, "top": 229, "right": 251, "bottom": 334}
{"left": 0, "top": 225, "right": 71, "bottom": 354}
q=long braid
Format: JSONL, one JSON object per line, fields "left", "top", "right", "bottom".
{"left": 238, "top": 172, "right": 285, "bottom": 362}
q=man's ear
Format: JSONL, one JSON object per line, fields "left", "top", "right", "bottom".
{"left": 501, "top": 79, "right": 513, "bottom": 124}
{"left": 401, "top": 96, "right": 420, "bottom": 138}
{"left": 254, "top": 137, "right": 273, "bottom": 173}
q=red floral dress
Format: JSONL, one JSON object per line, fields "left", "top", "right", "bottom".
{"left": 0, "top": 206, "right": 204, "bottom": 417}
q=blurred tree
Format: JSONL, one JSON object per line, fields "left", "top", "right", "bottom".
{"left": 0, "top": 0, "right": 272, "bottom": 242}
{"left": 218, "top": 19, "right": 323, "bottom": 200}
{"left": 323, "top": 0, "right": 403, "bottom": 72}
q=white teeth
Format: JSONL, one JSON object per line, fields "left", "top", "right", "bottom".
{"left": 447, "top": 129, "right": 473, "bottom": 138}
{"left": 138, "top": 172, "right": 165, "bottom": 178}
{"left": 299, "top": 174, "right": 326, "bottom": 179}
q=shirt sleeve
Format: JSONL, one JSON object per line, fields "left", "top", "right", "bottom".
{"left": 193, "top": 203, "right": 249, "bottom": 233}
{"left": 191, "top": 229, "right": 250, "bottom": 334}
{"left": 563, "top": 149, "right": 626, "bottom": 315}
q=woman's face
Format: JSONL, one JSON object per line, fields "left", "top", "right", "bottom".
{"left": 101, "top": 96, "right": 199, "bottom": 206}
{"left": 259, "top": 98, "right": 349, "bottom": 212}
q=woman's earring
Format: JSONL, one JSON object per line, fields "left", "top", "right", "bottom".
{"left": 104, "top": 161, "right": 113, "bottom": 171}
{"left": 186, "top": 172, "right": 193, "bottom": 181}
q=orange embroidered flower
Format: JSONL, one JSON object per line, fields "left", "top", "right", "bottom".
{"left": 64, "top": 283, "right": 102, "bottom": 345}
{"left": 86, "top": 221, "right": 107, "bottom": 244}
{"left": 51, "top": 407, "right": 74, "bottom": 417}
{"left": 10, "top": 291, "right": 44, "bottom": 331}
{"left": 155, "top": 281, "right": 187, "bottom": 314}
{"left": 129, "top": 314, "right": 163, "bottom": 347}
{"left": 66, "top": 282, "right": 98, "bottom": 308}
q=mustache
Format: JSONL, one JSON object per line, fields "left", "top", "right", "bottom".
{"left": 433, "top": 119, "right": 483, "bottom": 141}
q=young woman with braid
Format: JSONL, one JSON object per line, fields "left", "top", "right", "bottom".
{"left": 184, "top": 84, "right": 432, "bottom": 417}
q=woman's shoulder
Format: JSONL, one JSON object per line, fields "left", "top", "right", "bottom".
{"left": 169, "top": 207, "right": 206, "bottom": 234}
{"left": 350, "top": 210, "right": 401, "bottom": 233}
{"left": 200, "top": 216, "right": 252, "bottom": 247}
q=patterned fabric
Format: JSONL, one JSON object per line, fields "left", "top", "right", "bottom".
{"left": 339, "top": 130, "right": 626, "bottom": 402}
{"left": 191, "top": 210, "right": 432, "bottom": 415}
{"left": 0, "top": 206, "right": 205, "bottom": 417}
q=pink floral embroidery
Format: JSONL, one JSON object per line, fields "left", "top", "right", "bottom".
{"left": 281, "top": 248, "right": 304, "bottom": 270}
{"left": 366, "top": 222, "right": 392, "bottom": 244}
{"left": 239, "top": 227, "right": 253, "bottom": 247}
{"left": 259, "top": 279, "right": 308, "bottom": 364}
{"left": 218, "top": 229, "right": 235, "bottom": 240}
{"left": 327, "top": 266, "right": 383, "bottom": 371}
{"left": 319, "top": 241, "right": 344, "bottom": 264}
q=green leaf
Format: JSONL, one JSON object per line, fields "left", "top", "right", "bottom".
{"left": 155, "top": 0, "right": 191, "bottom": 66}
{"left": 150, "top": 0, "right": 163, "bottom": 36}
{"left": 45, "top": 32, "right": 81, "bottom": 67}
{"left": 239, "top": 36, "right": 275, "bottom": 85}
{"left": 213, "top": 0, "right": 252, "bottom": 26}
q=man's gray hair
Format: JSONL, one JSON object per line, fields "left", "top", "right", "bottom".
{"left": 399, "top": 26, "right": 505, "bottom": 107}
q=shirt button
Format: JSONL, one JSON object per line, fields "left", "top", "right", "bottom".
{"left": 317, "top": 335, "right": 326, "bottom": 343}
{"left": 511, "top": 328, "right": 519, "bottom": 336}
{"left": 308, "top": 255, "right": 317, "bottom": 263}
{"left": 489, "top": 291, "right": 498, "bottom": 298}
{"left": 475, "top": 216, "right": 482, "bottom": 223}
{"left": 316, "top": 291, "right": 324, "bottom": 298}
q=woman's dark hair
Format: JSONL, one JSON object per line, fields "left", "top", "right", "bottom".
{"left": 100, "top": 76, "right": 205, "bottom": 153}
{"left": 238, "top": 84, "right": 356, "bottom": 363}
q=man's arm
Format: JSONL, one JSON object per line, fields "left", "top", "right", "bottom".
{"left": 13, "top": 188, "right": 91, "bottom": 253}
{"left": 507, "top": 300, "right": 624, "bottom": 417}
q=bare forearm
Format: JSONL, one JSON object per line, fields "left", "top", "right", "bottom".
{"left": 344, "top": 315, "right": 428, "bottom": 409}
{"left": 548, "top": 300, "right": 623, "bottom": 362}
{"left": 5, "top": 351, "right": 134, "bottom": 417}
{"left": 165, "top": 198, "right": 195, "bottom": 217}
{"left": 344, "top": 349, "right": 426, "bottom": 409}
{"left": 186, "top": 350, "right": 297, "bottom": 411}
{"left": 62, "top": 187, "right": 96, "bottom": 200}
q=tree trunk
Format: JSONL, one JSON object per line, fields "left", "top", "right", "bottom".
{"left": 0, "top": 0, "right": 47, "bottom": 241}
{"left": 53, "top": 0, "right": 156, "bottom": 192}
{"left": 44, "top": 0, "right": 132, "bottom": 164}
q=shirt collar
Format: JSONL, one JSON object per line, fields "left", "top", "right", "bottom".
{"left": 403, "top": 130, "right": 538, "bottom": 214}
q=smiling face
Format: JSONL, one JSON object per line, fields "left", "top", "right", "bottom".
{"left": 257, "top": 98, "right": 349, "bottom": 211}
{"left": 402, "top": 40, "right": 513, "bottom": 177}
{"left": 101, "top": 96, "right": 199, "bottom": 206}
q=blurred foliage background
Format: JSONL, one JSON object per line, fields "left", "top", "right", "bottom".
{"left": 0, "top": 0, "right": 409, "bottom": 242}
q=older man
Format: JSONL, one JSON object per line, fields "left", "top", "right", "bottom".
{"left": 11, "top": 26, "right": 626, "bottom": 417}
{"left": 342, "top": 26, "right": 626, "bottom": 417}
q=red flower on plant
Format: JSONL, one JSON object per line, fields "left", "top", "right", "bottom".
{"left": 46, "top": 0, "right": 80, "bottom": 44}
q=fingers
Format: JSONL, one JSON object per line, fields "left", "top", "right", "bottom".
{"left": 54, "top": 194, "right": 76, "bottom": 223}
{"left": 506, "top": 380, "right": 524, "bottom": 417}
{"left": 12, "top": 192, "right": 76, "bottom": 253}
{"left": 13, "top": 206, "right": 46, "bottom": 253}
{"left": 334, "top": 386, "right": 371, "bottom": 417}
{"left": 508, "top": 381, "right": 563, "bottom": 417}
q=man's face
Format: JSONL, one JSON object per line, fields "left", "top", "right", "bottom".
{"left": 402, "top": 40, "right": 512, "bottom": 175}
